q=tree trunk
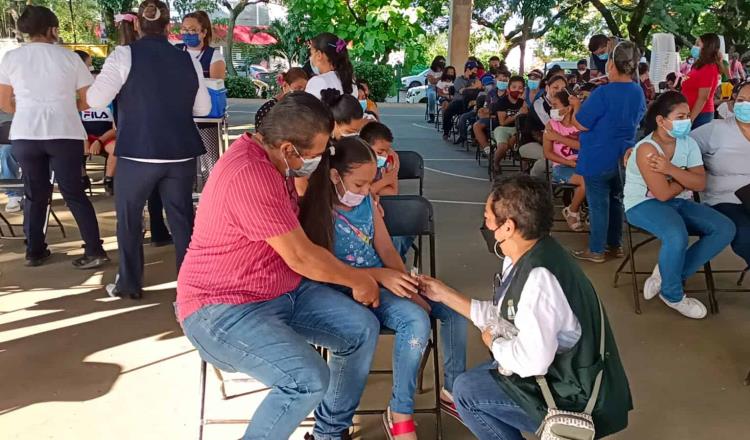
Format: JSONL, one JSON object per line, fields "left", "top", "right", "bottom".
{"left": 226, "top": 11, "right": 238, "bottom": 76}
{"left": 518, "top": 18, "right": 533, "bottom": 76}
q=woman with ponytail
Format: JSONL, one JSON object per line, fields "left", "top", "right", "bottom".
{"left": 177, "top": 10, "right": 225, "bottom": 80}
{"left": 305, "top": 32, "right": 358, "bottom": 99}
{"left": 682, "top": 33, "right": 727, "bottom": 129}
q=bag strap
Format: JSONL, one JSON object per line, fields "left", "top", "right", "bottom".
{"left": 536, "top": 295, "right": 606, "bottom": 415}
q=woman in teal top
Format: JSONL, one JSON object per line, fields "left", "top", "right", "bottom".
{"left": 300, "top": 136, "right": 467, "bottom": 439}
{"left": 624, "top": 91, "right": 734, "bottom": 319}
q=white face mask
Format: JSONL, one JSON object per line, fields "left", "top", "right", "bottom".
{"left": 284, "top": 145, "right": 321, "bottom": 178}
{"left": 550, "top": 108, "right": 565, "bottom": 122}
{"left": 335, "top": 179, "right": 366, "bottom": 207}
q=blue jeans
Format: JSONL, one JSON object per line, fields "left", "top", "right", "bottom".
{"left": 713, "top": 203, "right": 750, "bottom": 266}
{"left": 626, "top": 198, "right": 735, "bottom": 302}
{"left": 392, "top": 235, "right": 416, "bottom": 261}
{"left": 453, "top": 361, "right": 537, "bottom": 440}
{"left": 692, "top": 112, "right": 714, "bottom": 130}
{"left": 181, "top": 280, "right": 380, "bottom": 440}
{"left": 0, "top": 144, "right": 21, "bottom": 197}
{"left": 584, "top": 170, "right": 624, "bottom": 254}
{"left": 458, "top": 110, "right": 478, "bottom": 140}
{"left": 427, "top": 86, "right": 437, "bottom": 117}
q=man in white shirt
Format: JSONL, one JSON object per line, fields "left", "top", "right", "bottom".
{"left": 419, "top": 175, "right": 632, "bottom": 439}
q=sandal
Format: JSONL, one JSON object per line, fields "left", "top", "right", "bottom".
{"left": 439, "top": 389, "right": 462, "bottom": 422}
{"left": 382, "top": 406, "right": 417, "bottom": 440}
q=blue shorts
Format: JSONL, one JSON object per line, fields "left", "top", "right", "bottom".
{"left": 552, "top": 165, "right": 576, "bottom": 183}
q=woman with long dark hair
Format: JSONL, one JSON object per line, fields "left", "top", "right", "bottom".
{"left": 426, "top": 55, "right": 446, "bottom": 123}
{"left": 176, "top": 10, "right": 225, "bottom": 80}
{"left": 305, "top": 32, "right": 357, "bottom": 99}
{"left": 623, "top": 91, "right": 734, "bottom": 318}
{"left": 682, "top": 33, "right": 727, "bottom": 129}
{"left": 0, "top": 5, "right": 108, "bottom": 268}
{"left": 87, "top": 0, "right": 211, "bottom": 299}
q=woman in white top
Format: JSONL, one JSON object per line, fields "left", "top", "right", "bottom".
{"left": 305, "top": 32, "right": 358, "bottom": 99}
{"left": 177, "top": 10, "right": 225, "bottom": 80}
{"left": 0, "top": 5, "right": 108, "bottom": 268}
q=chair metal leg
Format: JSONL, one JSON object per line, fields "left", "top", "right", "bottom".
{"left": 213, "top": 366, "right": 228, "bottom": 400}
{"left": 431, "top": 322, "right": 443, "bottom": 440}
{"left": 745, "top": 369, "right": 750, "bottom": 386}
{"left": 0, "top": 211, "right": 14, "bottom": 237}
{"left": 49, "top": 207, "right": 66, "bottom": 238}
{"left": 416, "top": 339, "right": 432, "bottom": 394}
{"left": 703, "top": 261, "right": 719, "bottom": 314}
{"left": 738, "top": 267, "right": 748, "bottom": 286}
{"left": 626, "top": 224, "right": 642, "bottom": 314}
{"left": 198, "top": 360, "right": 207, "bottom": 440}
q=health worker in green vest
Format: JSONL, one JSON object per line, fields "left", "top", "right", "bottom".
{"left": 419, "top": 175, "right": 632, "bottom": 439}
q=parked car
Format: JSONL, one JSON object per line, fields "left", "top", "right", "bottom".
{"left": 406, "top": 85, "right": 428, "bottom": 104}
{"left": 401, "top": 68, "right": 430, "bottom": 89}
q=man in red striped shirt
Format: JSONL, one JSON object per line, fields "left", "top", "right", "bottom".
{"left": 177, "top": 93, "right": 380, "bottom": 440}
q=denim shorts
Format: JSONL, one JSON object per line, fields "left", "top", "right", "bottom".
{"left": 552, "top": 165, "right": 576, "bottom": 183}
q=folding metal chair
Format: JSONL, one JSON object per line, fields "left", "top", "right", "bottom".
{"left": 0, "top": 172, "right": 66, "bottom": 240}
{"left": 395, "top": 150, "right": 424, "bottom": 196}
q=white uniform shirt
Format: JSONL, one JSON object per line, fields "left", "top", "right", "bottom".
{"left": 305, "top": 70, "right": 358, "bottom": 99}
{"left": 0, "top": 43, "right": 93, "bottom": 141}
{"left": 184, "top": 47, "right": 224, "bottom": 66}
{"left": 470, "top": 256, "right": 582, "bottom": 378}
{"left": 87, "top": 45, "right": 211, "bottom": 163}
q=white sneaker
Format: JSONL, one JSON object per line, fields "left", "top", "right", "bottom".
{"left": 5, "top": 196, "right": 21, "bottom": 213}
{"left": 643, "top": 265, "right": 661, "bottom": 300}
{"left": 660, "top": 295, "right": 707, "bottom": 319}
{"left": 483, "top": 146, "right": 490, "bottom": 156}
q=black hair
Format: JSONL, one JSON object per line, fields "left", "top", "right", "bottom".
{"left": 183, "top": 10, "right": 212, "bottom": 48}
{"left": 258, "top": 91, "right": 334, "bottom": 151}
{"left": 430, "top": 56, "right": 446, "bottom": 72}
{"left": 18, "top": 5, "right": 59, "bottom": 38}
{"left": 441, "top": 66, "right": 456, "bottom": 81}
{"left": 489, "top": 55, "right": 501, "bottom": 62}
{"left": 611, "top": 40, "right": 640, "bottom": 76}
{"left": 508, "top": 75, "right": 525, "bottom": 87}
{"left": 489, "top": 175, "right": 553, "bottom": 240}
{"left": 638, "top": 62, "right": 650, "bottom": 75}
{"left": 588, "top": 34, "right": 609, "bottom": 52}
{"left": 360, "top": 121, "right": 393, "bottom": 144}
{"left": 553, "top": 90, "right": 570, "bottom": 107}
{"left": 138, "top": 0, "right": 170, "bottom": 36}
{"left": 320, "top": 89, "right": 363, "bottom": 124}
{"left": 496, "top": 69, "right": 511, "bottom": 79}
{"left": 544, "top": 74, "right": 568, "bottom": 91}
{"left": 282, "top": 67, "right": 309, "bottom": 85}
{"left": 643, "top": 91, "right": 688, "bottom": 135}
{"left": 300, "top": 136, "right": 376, "bottom": 250}
{"left": 577, "top": 59, "right": 587, "bottom": 66}
{"left": 311, "top": 32, "right": 354, "bottom": 95}
{"left": 666, "top": 72, "right": 677, "bottom": 83}
{"left": 736, "top": 80, "right": 750, "bottom": 97}
{"left": 74, "top": 50, "right": 91, "bottom": 63}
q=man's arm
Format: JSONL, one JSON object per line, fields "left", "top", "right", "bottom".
{"left": 267, "top": 227, "right": 380, "bottom": 307}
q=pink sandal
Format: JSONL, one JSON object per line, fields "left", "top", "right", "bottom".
{"left": 382, "top": 407, "right": 417, "bottom": 440}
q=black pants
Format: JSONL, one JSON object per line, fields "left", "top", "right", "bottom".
{"left": 147, "top": 188, "right": 172, "bottom": 242}
{"left": 442, "top": 98, "right": 467, "bottom": 136}
{"left": 114, "top": 158, "right": 196, "bottom": 293}
{"left": 11, "top": 139, "right": 105, "bottom": 258}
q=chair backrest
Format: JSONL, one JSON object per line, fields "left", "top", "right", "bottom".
{"left": 396, "top": 150, "right": 424, "bottom": 181}
{"left": 379, "top": 195, "right": 434, "bottom": 237}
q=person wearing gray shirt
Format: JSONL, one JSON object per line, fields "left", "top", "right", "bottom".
{"left": 692, "top": 81, "right": 750, "bottom": 268}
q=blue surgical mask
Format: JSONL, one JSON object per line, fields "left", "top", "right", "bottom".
{"left": 734, "top": 102, "right": 750, "bottom": 123}
{"left": 528, "top": 79, "right": 540, "bottom": 90}
{"left": 667, "top": 118, "right": 692, "bottom": 139}
{"left": 597, "top": 53, "right": 609, "bottom": 61}
{"left": 496, "top": 81, "right": 508, "bottom": 91}
{"left": 376, "top": 155, "right": 387, "bottom": 168}
{"left": 359, "top": 99, "right": 367, "bottom": 111}
{"left": 285, "top": 145, "right": 322, "bottom": 177}
{"left": 690, "top": 46, "right": 701, "bottom": 60}
{"left": 310, "top": 57, "right": 320, "bottom": 75}
{"left": 182, "top": 33, "right": 201, "bottom": 48}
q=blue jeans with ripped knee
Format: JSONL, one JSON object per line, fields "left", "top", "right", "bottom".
{"left": 372, "top": 288, "right": 467, "bottom": 414}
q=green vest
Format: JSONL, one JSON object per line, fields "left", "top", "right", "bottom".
{"left": 492, "top": 236, "right": 632, "bottom": 438}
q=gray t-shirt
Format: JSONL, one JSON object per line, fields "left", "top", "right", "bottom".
{"left": 692, "top": 116, "right": 750, "bottom": 206}
{"left": 453, "top": 75, "right": 471, "bottom": 94}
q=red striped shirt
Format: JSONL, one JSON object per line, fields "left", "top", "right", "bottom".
{"left": 176, "top": 134, "right": 301, "bottom": 322}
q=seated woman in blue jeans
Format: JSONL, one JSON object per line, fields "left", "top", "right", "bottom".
{"left": 692, "top": 81, "right": 750, "bottom": 274}
{"left": 624, "top": 91, "right": 735, "bottom": 319}
{"left": 300, "top": 137, "right": 467, "bottom": 440}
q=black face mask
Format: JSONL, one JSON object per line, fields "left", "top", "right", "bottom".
{"left": 469, "top": 73, "right": 478, "bottom": 80}
{"left": 480, "top": 223, "right": 498, "bottom": 254}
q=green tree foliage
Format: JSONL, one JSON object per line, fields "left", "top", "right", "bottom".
{"left": 538, "top": 5, "right": 606, "bottom": 61}
{"left": 170, "top": 0, "right": 217, "bottom": 18}
{"left": 284, "top": 0, "right": 425, "bottom": 64}
{"left": 353, "top": 61, "right": 393, "bottom": 101}
{"left": 40, "top": 0, "right": 101, "bottom": 44}
{"left": 264, "top": 18, "right": 309, "bottom": 66}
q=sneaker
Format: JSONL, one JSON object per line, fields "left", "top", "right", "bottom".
{"left": 106, "top": 283, "right": 143, "bottom": 300}
{"left": 150, "top": 237, "right": 173, "bottom": 248}
{"left": 72, "top": 254, "right": 110, "bottom": 269}
{"left": 25, "top": 249, "right": 52, "bottom": 267}
{"left": 103, "top": 177, "right": 114, "bottom": 196}
{"left": 571, "top": 249, "right": 606, "bottom": 263}
{"left": 5, "top": 196, "right": 22, "bottom": 213}
{"left": 605, "top": 246, "right": 624, "bottom": 258}
{"left": 659, "top": 295, "right": 707, "bottom": 319}
{"left": 562, "top": 206, "right": 584, "bottom": 231}
{"left": 643, "top": 265, "right": 661, "bottom": 300}
{"left": 483, "top": 146, "right": 491, "bottom": 156}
